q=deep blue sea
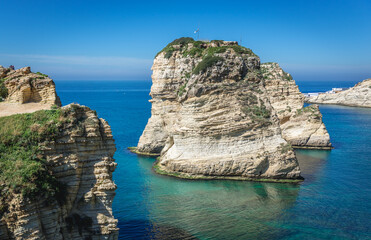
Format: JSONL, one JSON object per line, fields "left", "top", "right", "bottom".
{"left": 55, "top": 80, "right": 371, "bottom": 240}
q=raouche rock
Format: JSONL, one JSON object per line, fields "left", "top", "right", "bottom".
{"left": 0, "top": 69, "right": 118, "bottom": 239}
{"left": 305, "top": 78, "right": 371, "bottom": 108}
{"left": 134, "top": 38, "right": 303, "bottom": 182}
{"left": 262, "top": 63, "right": 332, "bottom": 149}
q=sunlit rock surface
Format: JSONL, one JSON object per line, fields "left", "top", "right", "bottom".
{"left": 136, "top": 38, "right": 302, "bottom": 181}
{"left": 305, "top": 78, "right": 371, "bottom": 108}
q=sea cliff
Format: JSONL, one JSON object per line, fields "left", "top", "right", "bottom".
{"left": 305, "top": 78, "right": 371, "bottom": 108}
{"left": 262, "top": 63, "right": 331, "bottom": 149}
{"left": 134, "top": 38, "right": 307, "bottom": 181}
{"left": 0, "top": 67, "right": 118, "bottom": 239}
{"left": 133, "top": 38, "right": 332, "bottom": 181}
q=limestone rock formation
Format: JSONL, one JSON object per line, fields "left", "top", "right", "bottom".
{"left": 305, "top": 78, "right": 371, "bottom": 108}
{"left": 262, "top": 63, "right": 332, "bottom": 149}
{"left": 0, "top": 67, "right": 118, "bottom": 239}
{"left": 0, "top": 104, "right": 118, "bottom": 240}
{"left": 0, "top": 65, "right": 61, "bottom": 106}
{"left": 135, "top": 38, "right": 302, "bottom": 181}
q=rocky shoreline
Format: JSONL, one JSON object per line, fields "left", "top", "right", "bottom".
{"left": 305, "top": 79, "right": 371, "bottom": 108}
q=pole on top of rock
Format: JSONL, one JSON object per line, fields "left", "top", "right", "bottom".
{"left": 194, "top": 28, "right": 200, "bottom": 40}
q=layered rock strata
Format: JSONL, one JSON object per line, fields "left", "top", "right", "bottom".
{"left": 136, "top": 38, "right": 302, "bottom": 181}
{"left": 0, "top": 67, "right": 118, "bottom": 239}
{"left": 262, "top": 63, "right": 332, "bottom": 149}
{"left": 305, "top": 78, "right": 371, "bottom": 108}
{"left": 0, "top": 66, "right": 61, "bottom": 106}
{"left": 0, "top": 104, "right": 118, "bottom": 240}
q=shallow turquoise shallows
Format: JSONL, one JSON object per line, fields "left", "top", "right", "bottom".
{"left": 56, "top": 80, "right": 371, "bottom": 240}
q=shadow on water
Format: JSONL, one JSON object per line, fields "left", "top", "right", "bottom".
{"left": 295, "top": 149, "right": 331, "bottom": 183}
{"left": 131, "top": 156, "right": 301, "bottom": 240}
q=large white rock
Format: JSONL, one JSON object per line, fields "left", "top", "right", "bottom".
{"left": 136, "top": 39, "right": 302, "bottom": 181}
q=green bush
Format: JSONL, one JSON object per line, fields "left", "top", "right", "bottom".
{"left": 0, "top": 78, "right": 8, "bottom": 101}
{"left": 178, "top": 84, "right": 187, "bottom": 96}
{"left": 36, "top": 72, "right": 49, "bottom": 78}
{"left": 193, "top": 55, "right": 224, "bottom": 74}
{"left": 242, "top": 105, "right": 271, "bottom": 119}
{"left": 0, "top": 109, "right": 66, "bottom": 203}
{"left": 157, "top": 37, "right": 195, "bottom": 58}
{"left": 231, "top": 45, "right": 255, "bottom": 56}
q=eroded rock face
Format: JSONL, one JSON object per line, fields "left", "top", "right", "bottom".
{"left": 0, "top": 66, "right": 61, "bottom": 106}
{"left": 0, "top": 104, "right": 118, "bottom": 240}
{"left": 137, "top": 38, "right": 301, "bottom": 181}
{"left": 305, "top": 78, "right": 371, "bottom": 108}
{"left": 262, "top": 63, "right": 332, "bottom": 149}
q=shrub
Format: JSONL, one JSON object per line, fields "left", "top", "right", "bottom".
{"left": 193, "top": 55, "right": 224, "bottom": 74}
{"left": 242, "top": 105, "right": 271, "bottom": 119}
{"left": 231, "top": 45, "right": 256, "bottom": 56}
{"left": 51, "top": 104, "right": 59, "bottom": 110}
{"left": 157, "top": 37, "right": 195, "bottom": 58}
{"left": 0, "top": 78, "right": 8, "bottom": 101}
{"left": 36, "top": 72, "right": 49, "bottom": 78}
{"left": 0, "top": 109, "right": 66, "bottom": 203}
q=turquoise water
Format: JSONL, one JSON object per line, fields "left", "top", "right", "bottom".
{"left": 56, "top": 80, "right": 371, "bottom": 240}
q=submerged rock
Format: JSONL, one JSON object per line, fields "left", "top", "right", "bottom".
{"left": 136, "top": 38, "right": 303, "bottom": 181}
{"left": 305, "top": 78, "right": 371, "bottom": 108}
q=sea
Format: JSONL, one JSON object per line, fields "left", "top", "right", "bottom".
{"left": 55, "top": 80, "right": 371, "bottom": 240}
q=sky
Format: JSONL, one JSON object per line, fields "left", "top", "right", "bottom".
{"left": 0, "top": 0, "right": 370, "bottom": 81}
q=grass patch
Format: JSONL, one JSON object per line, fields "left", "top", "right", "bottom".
{"left": 295, "top": 105, "right": 316, "bottom": 116}
{"left": 36, "top": 72, "right": 49, "bottom": 78}
{"left": 178, "top": 83, "right": 187, "bottom": 96}
{"left": 156, "top": 37, "right": 257, "bottom": 60}
{"left": 242, "top": 105, "right": 271, "bottom": 119}
{"left": 0, "top": 109, "right": 68, "bottom": 208}
{"left": 193, "top": 55, "right": 224, "bottom": 74}
{"left": 157, "top": 37, "right": 195, "bottom": 58}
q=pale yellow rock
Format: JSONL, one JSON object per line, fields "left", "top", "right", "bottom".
{"left": 262, "top": 63, "right": 332, "bottom": 149}
{"left": 0, "top": 66, "right": 61, "bottom": 106}
{"left": 0, "top": 75, "right": 118, "bottom": 239}
{"left": 305, "top": 78, "right": 371, "bottom": 107}
{"left": 137, "top": 39, "right": 301, "bottom": 181}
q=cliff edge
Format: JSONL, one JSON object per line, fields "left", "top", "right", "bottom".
{"left": 0, "top": 68, "right": 118, "bottom": 239}
{"left": 305, "top": 79, "right": 371, "bottom": 108}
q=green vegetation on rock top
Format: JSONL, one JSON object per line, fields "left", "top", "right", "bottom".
{"left": 0, "top": 109, "right": 66, "bottom": 207}
{"left": 156, "top": 37, "right": 257, "bottom": 59}
{"left": 36, "top": 72, "right": 49, "bottom": 78}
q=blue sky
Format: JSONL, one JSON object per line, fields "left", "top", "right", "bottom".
{"left": 0, "top": 0, "right": 370, "bottom": 81}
